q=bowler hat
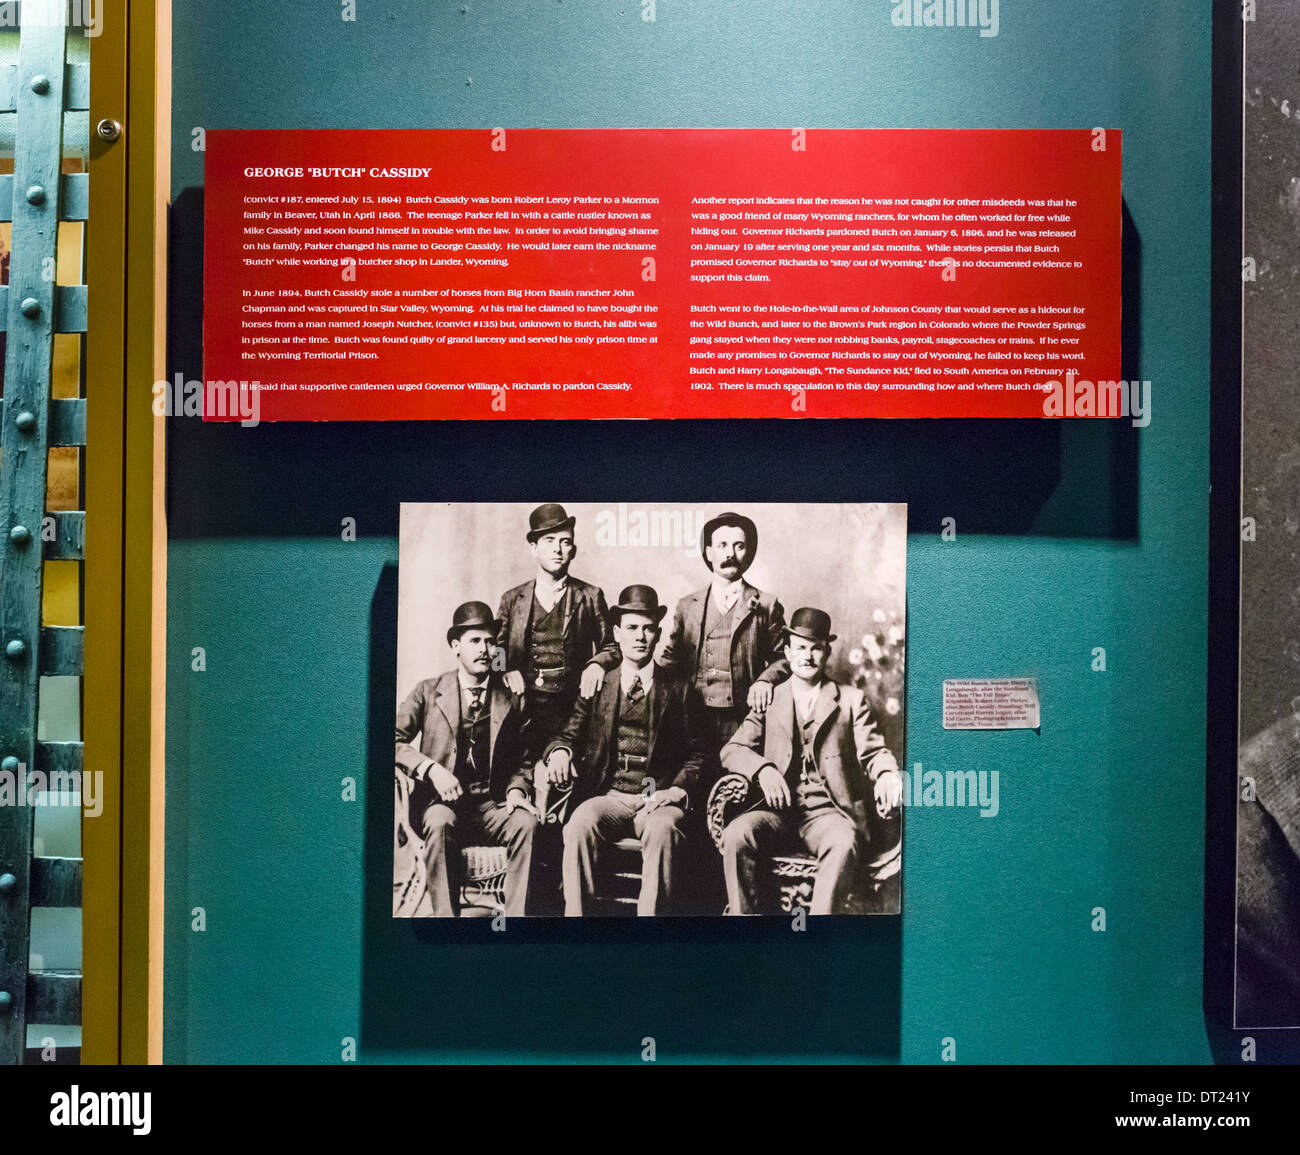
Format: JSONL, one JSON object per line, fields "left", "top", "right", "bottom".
{"left": 699, "top": 511, "right": 758, "bottom": 571}
{"left": 786, "top": 606, "right": 836, "bottom": 644}
{"left": 609, "top": 584, "right": 668, "bottom": 624}
{"left": 526, "top": 503, "right": 577, "bottom": 543}
{"left": 447, "top": 600, "right": 501, "bottom": 645}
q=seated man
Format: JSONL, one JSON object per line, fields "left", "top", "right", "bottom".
{"left": 395, "top": 601, "right": 538, "bottom": 917}
{"left": 720, "top": 607, "right": 902, "bottom": 915}
{"left": 540, "top": 585, "right": 707, "bottom": 916}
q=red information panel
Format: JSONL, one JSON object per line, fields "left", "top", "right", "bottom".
{"left": 202, "top": 129, "right": 1121, "bottom": 421}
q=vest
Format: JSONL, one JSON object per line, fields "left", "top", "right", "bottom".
{"left": 611, "top": 678, "right": 651, "bottom": 794}
{"left": 454, "top": 691, "right": 491, "bottom": 787}
{"left": 698, "top": 595, "right": 738, "bottom": 709}
{"left": 528, "top": 590, "right": 566, "bottom": 694}
{"left": 792, "top": 708, "right": 834, "bottom": 813}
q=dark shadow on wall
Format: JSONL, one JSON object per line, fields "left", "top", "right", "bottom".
{"left": 167, "top": 188, "right": 1141, "bottom": 543}
{"left": 359, "top": 563, "right": 902, "bottom": 1060}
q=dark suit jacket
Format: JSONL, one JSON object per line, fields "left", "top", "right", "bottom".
{"left": 657, "top": 580, "right": 790, "bottom": 708}
{"left": 721, "top": 677, "right": 899, "bottom": 833}
{"left": 540, "top": 664, "right": 709, "bottom": 810}
{"left": 496, "top": 575, "right": 618, "bottom": 695}
{"left": 395, "top": 669, "right": 530, "bottom": 805}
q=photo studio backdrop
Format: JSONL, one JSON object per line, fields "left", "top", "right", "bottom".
{"left": 163, "top": 2, "right": 1217, "bottom": 1062}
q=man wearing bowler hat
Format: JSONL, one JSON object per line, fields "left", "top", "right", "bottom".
{"left": 651, "top": 511, "right": 790, "bottom": 754}
{"left": 395, "top": 601, "right": 539, "bottom": 916}
{"left": 538, "top": 585, "right": 709, "bottom": 916}
{"left": 497, "top": 504, "right": 619, "bottom": 764}
{"left": 719, "top": 606, "right": 902, "bottom": 915}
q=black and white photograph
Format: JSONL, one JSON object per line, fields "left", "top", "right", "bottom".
{"left": 1233, "top": 2, "right": 1300, "bottom": 1031}
{"left": 394, "top": 501, "right": 907, "bottom": 918}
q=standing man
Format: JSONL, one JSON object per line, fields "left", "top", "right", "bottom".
{"left": 497, "top": 503, "right": 618, "bottom": 766}
{"left": 538, "top": 586, "right": 708, "bottom": 916}
{"left": 395, "top": 601, "right": 539, "bottom": 917}
{"left": 719, "top": 607, "right": 902, "bottom": 915}
{"left": 660, "top": 511, "right": 790, "bottom": 753}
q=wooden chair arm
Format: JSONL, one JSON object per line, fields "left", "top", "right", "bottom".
{"left": 706, "top": 772, "right": 758, "bottom": 853}
{"left": 393, "top": 769, "right": 429, "bottom": 916}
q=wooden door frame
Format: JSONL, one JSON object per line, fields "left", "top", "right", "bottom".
{"left": 82, "top": 0, "right": 168, "bottom": 1065}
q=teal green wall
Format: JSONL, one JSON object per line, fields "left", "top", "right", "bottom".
{"left": 165, "top": 1, "right": 1212, "bottom": 1063}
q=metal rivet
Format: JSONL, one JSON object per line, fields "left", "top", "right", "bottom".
{"left": 30, "top": 74, "right": 49, "bottom": 94}
{"left": 20, "top": 297, "right": 39, "bottom": 318}
{"left": 0, "top": 874, "right": 15, "bottom": 895}
{"left": 5, "top": 640, "right": 26, "bottom": 660}
{"left": 15, "top": 411, "right": 37, "bottom": 433}
{"left": 0, "top": 757, "right": 18, "bottom": 774}
{"left": 9, "top": 525, "right": 30, "bottom": 546}
{"left": 96, "top": 118, "right": 121, "bottom": 142}
{"left": 0, "top": 991, "right": 11, "bottom": 1013}
{"left": 25, "top": 185, "right": 45, "bottom": 205}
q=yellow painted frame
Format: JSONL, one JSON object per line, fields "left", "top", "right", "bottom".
{"left": 82, "top": 0, "right": 169, "bottom": 1065}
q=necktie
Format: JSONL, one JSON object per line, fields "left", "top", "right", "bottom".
{"left": 626, "top": 675, "right": 644, "bottom": 703}
{"left": 465, "top": 686, "right": 487, "bottom": 780}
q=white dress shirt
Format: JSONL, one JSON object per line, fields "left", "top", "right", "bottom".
{"left": 534, "top": 570, "right": 569, "bottom": 613}
{"left": 790, "top": 676, "right": 825, "bottom": 723}
{"left": 710, "top": 577, "right": 743, "bottom": 617}
{"left": 620, "top": 661, "right": 655, "bottom": 697}
{"left": 457, "top": 669, "right": 490, "bottom": 713}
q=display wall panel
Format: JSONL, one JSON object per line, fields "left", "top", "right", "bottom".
{"left": 164, "top": 0, "right": 1214, "bottom": 1063}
